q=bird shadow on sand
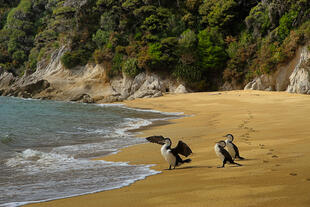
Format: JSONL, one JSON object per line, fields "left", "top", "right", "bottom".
{"left": 164, "top": 165, "right": 214, "bottom": 170}
{"left": 236, "top": 158, "right": 256, "bottom": 161}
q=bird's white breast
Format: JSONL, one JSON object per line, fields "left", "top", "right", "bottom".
{"left": 214, "top": 144, "right": 224, "bottom": 161}
{"left": 161, "top": 145, "right": 176, "bottom": 166}
{"left": 225, "top": 140, "right": 236, "bottom": 159}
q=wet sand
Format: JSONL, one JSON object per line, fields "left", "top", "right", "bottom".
{"left": 26, "top": 91, "right": 310, "bottom": 207}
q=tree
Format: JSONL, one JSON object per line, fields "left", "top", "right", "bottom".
{"left": 197, "top": 28, "right": 227, "bottom": 72}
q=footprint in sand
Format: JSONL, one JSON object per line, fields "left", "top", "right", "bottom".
{"left": 289, "top": 173, "right": 298, "bottom": 176}
{"left": 248, "top": 128, "right": 256, "bottom": 132}
{"left": 272, "top": 155, "right": 279, "bottom": 158}
{"left": 269, "top": 149, "right": 274, "bottom": 152}
{"left": 263, "top": 160, "right": 269, "bottom": 163}
{"left": 306, "top": 178, "right": 310, "bottom": 181}
{"left": 267, "top": 152, "right": 273, "bottom": 155}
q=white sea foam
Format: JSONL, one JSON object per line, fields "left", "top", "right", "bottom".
{"left": 2, "top": 148, "right": 160, "bottom": 207}
{"left": 96, "top": 103, "right": 184, "bottom": 116}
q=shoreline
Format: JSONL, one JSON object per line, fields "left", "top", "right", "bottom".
{"left": 1, "top": 98, "right": 181, "bottom": 207}
{"left": 26, "top": 90, "right": 310, "bottom": 207}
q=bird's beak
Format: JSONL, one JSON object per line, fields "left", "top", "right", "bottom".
{"left": 222, "top": 136, "right": 226, "bottom": 137}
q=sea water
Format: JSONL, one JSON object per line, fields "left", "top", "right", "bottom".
{"left": 0, "top": 96, "right": 181, "bottom": 206}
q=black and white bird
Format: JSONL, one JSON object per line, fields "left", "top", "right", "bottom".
{"left": 146, "top": 136, "right": 192, "bottom": 170}
{"left": 214, "top": 140, "right": 241, "bottom": 168}
{"left": 224, "top": 134, "right": 245, "bottom": 160}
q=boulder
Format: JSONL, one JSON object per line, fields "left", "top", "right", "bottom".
{"left": 70, "top": 93, "right": 94, "bottom": 103}
{"left": 174, "top": 84, "right": 188, "bottom": 94}
{"left": 20, "top": 79, "right": 50, "bottom": 95}
{"left": 244, "top": 74, "right": 274, "bottom": 91}
{"left": 0, "top": 71, "right": 16, "bottom": 89}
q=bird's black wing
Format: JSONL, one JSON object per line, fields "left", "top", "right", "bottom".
{"left": 232, "top": 143, "right": 240, "bottom": 157}
{"left": 145, "top": 136, "right": 165, "bottom": 145}
{"left": 220, "top": 147, "right": 234, "bottom": 163}
{"left": 171, "top": 141, "right": 192, "bottom": 157}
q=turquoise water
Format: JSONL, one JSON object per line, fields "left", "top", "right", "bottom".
{"left": 0, "top": 96, "right": 180, "bottom": 206}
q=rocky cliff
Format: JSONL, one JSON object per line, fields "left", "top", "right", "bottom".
{"left": 0, "top": 45, "right": 187, "bottom": 103}
{"left": 244, "top": 45, "right": 310, "bottom": 94}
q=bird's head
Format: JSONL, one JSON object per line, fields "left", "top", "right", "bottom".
{"left": 217, "top": 140, "right": 226, "bottom": 148}
{"left": 162, "top": 138, "right": 171, "bottom": 146}
{"left": 223, "top": 134, "right": 234, "bottom": 141}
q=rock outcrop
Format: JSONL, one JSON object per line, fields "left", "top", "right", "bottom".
{"left": 0, "top": 46, "right": 186, "bottom": 102}
{"left": 110, "top": 72, "right": 180, "bottom": 102}
{"left": 244, "top": 74, "right": 273, "bottom": 91}
{"left": 244, "top": 45, "right": 310, "bottom": 94}
{"left": 287, "top": 47, "right": 310, "bottom": 94}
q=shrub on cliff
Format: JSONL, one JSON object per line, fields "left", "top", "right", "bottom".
{"left": 61, "top": 50, "right": 89, "bottom": 69}
{"left": 122, "top": 58, "right": 141, "bottom": 78}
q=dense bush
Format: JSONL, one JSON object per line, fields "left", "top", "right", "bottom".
{"left": 61, "top": 50, "right": 89, "bottom": 69}
{"left": 197, "top": 29, "right": 227, "bottom": 73}
{"left": 122, "top": 58, "right": 141, "bottom": 77}
{"left": 1, "top": 0, "right": 310, "bottom": 91}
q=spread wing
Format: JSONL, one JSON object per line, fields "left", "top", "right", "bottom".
{"left": 171, "top": 141, "right": 192, "bottom": 157}
{"left": 145, "top": 136, "right": 165, "bottom": 145}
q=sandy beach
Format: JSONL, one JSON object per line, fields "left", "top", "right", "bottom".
{"left": 26, "top": 91, "right": 310, "bottom": 207}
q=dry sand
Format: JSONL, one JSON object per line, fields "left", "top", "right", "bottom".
{"left": 26, "top": 91, "right": 310, "bottom": 207}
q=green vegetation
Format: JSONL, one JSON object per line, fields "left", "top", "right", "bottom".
{"left": 1, "top": 0, "right": 310, "bottom": 90}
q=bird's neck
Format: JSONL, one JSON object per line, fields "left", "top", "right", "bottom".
{"left": 163, "top": 143, "right": 171, "bottom": 150}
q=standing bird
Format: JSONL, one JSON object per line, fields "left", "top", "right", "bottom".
{"left": 146, "top": 136, "right": 192, "bottom": 170}
{"left": 224, "top": 134, "right": 245, "bottom": 160}
{"left": 214, "top": 140, "right": 241, "bottom": 168}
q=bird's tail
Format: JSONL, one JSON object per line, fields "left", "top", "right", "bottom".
{"left": 237, "top": 156, "right": 245, "bottom": 160}
{"left": 229, "top": 159, "right": 242, "bottom": 166}
{"left": 182, "top": 158, "right": 192, "bottom": 163}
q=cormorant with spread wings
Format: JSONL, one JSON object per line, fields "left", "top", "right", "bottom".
{"left": 146, "top": 136, "right": 192, "bottom": 170}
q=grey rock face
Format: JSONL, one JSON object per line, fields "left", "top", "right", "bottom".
{"left": 287, "top": 47, "right": 310, "bottom": 94}
{"left": 110, "top": 72, "right": 184, "bottom": 101}
{"left": 0, "top": 71, "right": 17, "bottom": 89}
{"left": 244, "top": 75, "right": 274, "bottom": 91}
{"left": 244, "top": 45, "right": 310, "bottom": 94}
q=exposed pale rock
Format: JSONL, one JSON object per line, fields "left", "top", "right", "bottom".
{"left": 0, "top": 44, "right": 187, "bottom": 102}
{"left": 0, "top": 71, "right": 16, "bottom": 89}
{"left": 244, "top": 75, "right": 274, "bottom": 91}
{"left": 243, "top": 45, "right": 310, "bottom": 94}
{"left": 110, "top": 72, "right": 182, "bottom": 101}
{"left": 174, "top": 84, "right": 188, "bottom": 94}
{"left": 287, "top": 47, "right": 310, "bottom": 94}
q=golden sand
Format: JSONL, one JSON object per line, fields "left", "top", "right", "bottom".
{"left": 26, "top": 91, "right": 310, "bottom": 207}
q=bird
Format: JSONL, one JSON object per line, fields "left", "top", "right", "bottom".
{"left": 214, "top": 140, "right": 242, "bottom": 168}
{"left": 146, "top": 136, "right": 192, "bottom": 170}
{"left": 224, "top": 134, "right": 245, "bottom": 160}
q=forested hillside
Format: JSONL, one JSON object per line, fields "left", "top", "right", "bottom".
{"left": 1, "top": 0, "right": 310, "bottom": 91}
